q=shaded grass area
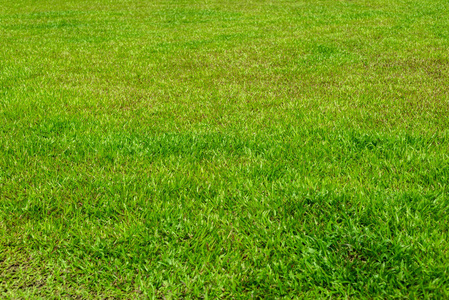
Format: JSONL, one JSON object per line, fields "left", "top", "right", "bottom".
{"left": 1, "top": 0, "right": 449, "bottom": 298}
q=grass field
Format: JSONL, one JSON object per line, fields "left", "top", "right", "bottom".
{"left": 1, "top": 0, "right": 449, "bottom": 298}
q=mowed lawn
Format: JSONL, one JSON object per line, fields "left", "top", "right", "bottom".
{"left": 1, "top": 0, "right": 449, "bottom": 298}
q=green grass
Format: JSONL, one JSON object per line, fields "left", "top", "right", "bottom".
{"left": 1, "top": 0, "right": 449, "bottom": 298}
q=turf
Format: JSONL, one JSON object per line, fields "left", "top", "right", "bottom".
{"left": 1, "top": 0, "right": 449, "bottom": 298}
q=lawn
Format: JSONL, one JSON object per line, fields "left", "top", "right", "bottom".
{"left": 1, "top": 0, "right": 449, "bottom": 298}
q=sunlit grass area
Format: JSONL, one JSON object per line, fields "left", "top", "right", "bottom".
{"left": 1, "top": 0, "right": 449, "bottom": 298}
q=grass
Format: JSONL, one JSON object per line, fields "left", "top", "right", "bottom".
{"left": 1, "top": 0, "right": 449, "bottom": 298}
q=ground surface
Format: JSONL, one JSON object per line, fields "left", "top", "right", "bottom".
{"left": 1, "top": 0, "right": 449, "bottom": 298}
